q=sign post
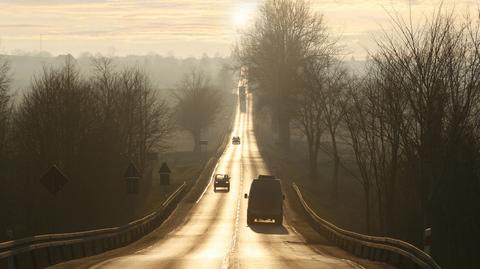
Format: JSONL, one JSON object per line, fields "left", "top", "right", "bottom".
{"left": 124, "top": 162, "right": 140, "bottom": 221}
{"left": 158, "top": 162, "right": 171, "bottom": 198}
{"left": 124, "top": 162, "right": 140, "bottom": 194}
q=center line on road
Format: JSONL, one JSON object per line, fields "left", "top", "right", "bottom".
{"left": 221, "top": 120, "right": 245, "bottom": 269}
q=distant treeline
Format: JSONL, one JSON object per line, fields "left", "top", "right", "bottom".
{"left": 1, "top": 54, "right": 235, "bottom": 98}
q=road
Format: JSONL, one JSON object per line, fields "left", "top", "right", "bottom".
{"left": 51, "top": 91, "right": 386, "bottom": 269}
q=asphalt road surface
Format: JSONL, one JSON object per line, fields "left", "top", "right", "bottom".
{"left": 51, "top": 92, "right": 388, "bottom": 269}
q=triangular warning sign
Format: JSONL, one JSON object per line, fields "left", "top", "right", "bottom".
{"left": 124, "top": 162, "right": 140, "bottom": 179}
{"left": 158, "top": 162, "right": 171, "bottom": 174}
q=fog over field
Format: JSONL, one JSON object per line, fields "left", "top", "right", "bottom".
{"left": 1, "top": 54, "right": 366, "bottom": 100}
{"left": 2, "top": 54, "right": 234, "bottom": 99}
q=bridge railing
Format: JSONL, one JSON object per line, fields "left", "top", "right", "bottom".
{"left": 292, "top": 182, "right": 441, "bottom": 269}
{"left": 0, "top": 181, "right": 187, "bottom": 269}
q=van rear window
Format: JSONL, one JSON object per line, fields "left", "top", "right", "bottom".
{"left": 250, "top": 180, "right": 281, "bottom": 198}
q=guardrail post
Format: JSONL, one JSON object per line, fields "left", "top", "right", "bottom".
{"left": 81, "top": 241, "right": 87, "bottom": 257}
{"left": 359, "top": 245, "right": 365, "bottom": 258}
{"left": 6, "top": 255, "right": 17, "bottom": 269}
{"left": 111, "top": 236, "right": 116, "bottom": 248}
{"left": 91, "top": 240, "right": 96, "bottom": 254}
{"left": 396, "top": 253, "right": 403, "bottom": 268}
{"left": 385, "top": 250, "right": 391, "bottom": 263}
{"left": 69, "top": 244, "right": 75, "bottom": 259}
{"left": 102, "top": 237, "right": 108, "bottom": 250}
{"left": 46, "top": 246, "right": 53, "bottom": 265}
{"left": 30, "top": 248, "right": 50, "bottom": 268}
{"left": 371, "top": 247, "right": 376, "bottom": 260}
{"left": 14, "top": 252, "right": 33, "bottom": 269}
{"left": 353, "top": 243, "right": 360, "bottom": 256}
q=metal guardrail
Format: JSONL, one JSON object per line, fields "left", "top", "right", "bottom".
{"left": 292, "top": 182, "right": 441, "bottom": 269}
{"left": 0, "top": 182, "right": 187, "bottom": 269}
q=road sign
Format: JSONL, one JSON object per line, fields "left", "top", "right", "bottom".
{"left": 158, "top": 162, "right": 171, "bottom": 174}
{"left": 124, "top": 162, "right": 140, "bottom": 194}
{"left": 124, "top": 162, "right": 140, "bottom": 179}
{"left": 40, "top": 165, "right": 69, "bottom": 195}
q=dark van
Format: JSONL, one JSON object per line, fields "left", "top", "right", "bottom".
{"left": 244, "top": 175, "right": 284, "bottom": 225}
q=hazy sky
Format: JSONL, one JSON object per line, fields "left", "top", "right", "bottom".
{"left": 0, "top": 0, "right": 478, "bottom": 59}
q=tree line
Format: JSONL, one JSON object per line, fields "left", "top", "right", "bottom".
{"left": 236, "top": 0, "right": 479, "bottom": 268}
{"left": 0, "top": 55, "right": 230, "bottom": 240}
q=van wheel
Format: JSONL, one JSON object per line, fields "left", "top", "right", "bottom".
{"left": 247, "top": 215, "right": 254, "bottom": 225}
{"left": 227, "top": 186, "right": 230, "bottom": 192}
{"left": 275, "top": 216, "right": 283, "bottom": 225}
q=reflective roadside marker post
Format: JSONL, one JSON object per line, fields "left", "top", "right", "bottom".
{"left": 424, "top": 227, "right": 432, "bottom": 255}
{"left": 159, "top": 162, "right": 171, "bottom": 198}
{"left": 6, "top": 228, "right": 14, "bottom": 269}
{"left": 124, "top": 162, "right": 140, "bottom": 194}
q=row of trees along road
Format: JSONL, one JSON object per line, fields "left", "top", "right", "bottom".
{"left": 0, "top": 55, "right": 227, "bottom": 240}
{"left": 237, "top": 1, "right": 479, "bottom": 268}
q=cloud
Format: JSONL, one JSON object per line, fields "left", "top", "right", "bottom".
{"left": 0, "top": 0, "right": 478, "bottom": 57}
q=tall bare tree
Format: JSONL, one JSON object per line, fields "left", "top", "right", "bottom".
{"left": 0, "top": 57, "right": 12, "bottom": 162}
{"left": 347, "top": 9, "right": 480, "bottom": 267}
{"left": 294, "top": 60, "right": 325, "bottom": 178}
{"left": 16, "top": 58, "right": 98, "bottom": 174}
{"left": 236, "top": 0, "right": 335, "bottom": 147}
{"left": 91, "top": 57, "right": 172, "bottom": 170}
{"left": 174, "top": 69, "right": 222, "bottom": 152}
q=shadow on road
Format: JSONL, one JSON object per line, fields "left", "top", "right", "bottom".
{"left": 249, "top": 222, "right": 289, "bottom": 234}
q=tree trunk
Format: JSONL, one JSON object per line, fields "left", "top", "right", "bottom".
{"left": 308, "top": 146, "right": 318, "bottom": 178}
{"left": 192, "top": 129, "right": 201, "bottom": 152}
{"left": 330, "top": 130, "right": 340, "bottom": 199}
{"left": 365, "top": 189, "right": 371, "bottom": 234}
{"left": 277, "top": 111, "right": 290, "bottom": 148}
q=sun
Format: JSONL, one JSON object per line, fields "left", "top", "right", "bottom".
{"left": 232, "top": 4, "right": 255, "bottom": 29}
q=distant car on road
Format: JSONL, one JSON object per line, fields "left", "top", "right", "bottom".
{"left": 232, "top": 136, "right": 241, "bottom": 145}
{"left": 244, "top": 175, "right": 284, "bottom": 225}
{"left": 214, "top": 174, "right": 230, "bottom": 192}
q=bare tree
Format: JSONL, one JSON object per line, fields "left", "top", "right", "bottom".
{"left": 15, "top": 57, "right": 98, "bottom": 174}
{"left": 91, "top": 57, "right": 172, "bottom": 170}
{"left": 344, "top": 83, "right": 375, "bottom": 233}
{"left": 311, "top": 58, "right": 348, "bottom": 196}
{"left": 347, "top": 9, "right": 480, "bottom": 266}
{"left": 344, "top": 71, "right": 405, "bottom": 234}
{"left": 294, "top": 60, "right": 325, "bottom": 178}
{"left": 0, "top": 57, "right": 12, "bottom": 160}
{"left": 174, "top": 69, "right": 222, "bottom": 152}
{"left": 115, "top": 67, "right": 171, "bottom": 169}
{"left": 236, "top": 0, "right": 335, "bottom": 147}
{"left": 0, "top": 57, "right": 13, "bottom": 237}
